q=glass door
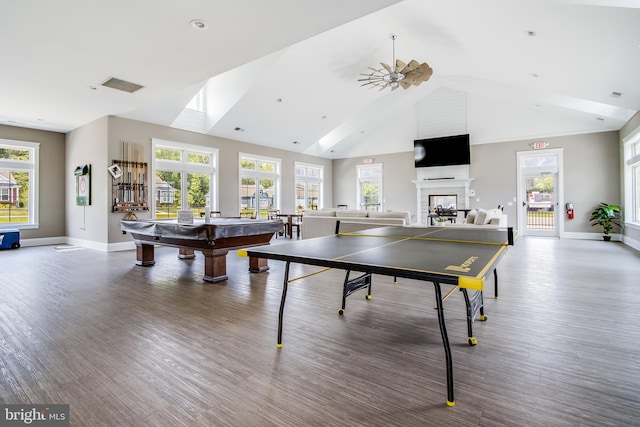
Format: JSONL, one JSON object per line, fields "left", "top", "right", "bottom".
{"left": 517, "top": 149, "right": 563, "bottom": 238}
{"left": 523, "top": 173, "right": 557, "bottom": 236}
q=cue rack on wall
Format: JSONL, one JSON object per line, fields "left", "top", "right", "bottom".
{"left": 111, "top": 141, "right": 149, "bottom": 214}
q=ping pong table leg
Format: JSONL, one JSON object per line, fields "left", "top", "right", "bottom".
{"left": 433, "top": 282, "right": 455, "bottom": 407}
{"left": 494, "top": 269, "right": 499, "bottom": 299}
{"left": 460, "top": 288, "right": 486, "bottom": 346}
{"left": 277, "top": 262, "right": 291, "bottom": 348}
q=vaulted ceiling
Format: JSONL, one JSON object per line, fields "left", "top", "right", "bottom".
{"left": 2, "top": 0, "right": 639, "bottom": 158}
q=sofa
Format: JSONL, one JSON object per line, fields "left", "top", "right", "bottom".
{"left": 444, "top": 207, "right": 508, "bottom": 227}
{"left": 301, "top": 209, "right": 411, "bottom": 239}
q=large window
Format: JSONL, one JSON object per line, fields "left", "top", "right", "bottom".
{"left": 152, "top": 139, "right": 218, "bottom": 219}
{"left": 295, "top": 162, "right": 323, "bottom": 211}
{"left": 624, "top": 132, "right": 640, "bottom": 225}
{"left": 357, "top": 163, "right": 383, "bottom": 211}
{"left": 0, "top": 139, "right": 39, "bottom": 229}
{"left": 240, "top": 154, "right": 280, "bottom": 218}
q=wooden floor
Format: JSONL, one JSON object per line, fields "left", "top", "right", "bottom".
{"left": 1, "top": 236, "right": 640, "bottom": 426}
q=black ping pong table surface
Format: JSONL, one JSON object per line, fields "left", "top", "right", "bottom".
{"left": 244, "top": 225, "right": 513, "bottom": 407}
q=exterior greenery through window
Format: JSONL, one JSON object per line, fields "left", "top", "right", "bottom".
{"left": 357, "top": 164, "right": 383, "bottom": 211}
{"left": 152, "top": 140, "right": 217, "bottom": 219}
{"left": 0, "top": 139, "right": 39, "bottom": 228}
{"left": 240, "top": 154, "right": 280, "bottom": 218}
{"left": 295, "top": 162, "right": 322, "bottom": 211}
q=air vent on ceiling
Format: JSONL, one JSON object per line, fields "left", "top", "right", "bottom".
{"left": 101, "top": 77, "right": 144, "bottom": 93}
{"left": 611, "top": 91, "right": 623, "bottom": 98}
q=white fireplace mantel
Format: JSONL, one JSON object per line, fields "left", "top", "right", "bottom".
{"left": 412, "top": 178, "right": 474, "bottom": 189}
{"left": 413, "top": 178, "right": 474, "bottom": 224}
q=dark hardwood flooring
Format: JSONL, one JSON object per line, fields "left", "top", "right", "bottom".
{"left": 1, "top": 236, "right": 640, "bottom": 426}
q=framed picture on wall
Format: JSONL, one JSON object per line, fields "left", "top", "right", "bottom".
{"left": 108, "top": 163, "right": 122, "bottom": 179}
{"left": 74, "top": 164, "right": 91, "bottom": 206}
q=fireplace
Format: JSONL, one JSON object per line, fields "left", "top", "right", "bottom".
{"left": 412, "top": 166, "right": 474, "bottom": 224}
{"left": 429, "top": 195, "right": 457, "bottom": 216}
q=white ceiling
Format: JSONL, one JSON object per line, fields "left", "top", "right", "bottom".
{"left": 2, "top": 0, "right": 639, "bottom": 159}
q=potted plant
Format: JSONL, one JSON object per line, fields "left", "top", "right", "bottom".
{"left": 435, "top": 216, "right": 448, "bottom": 227}
{"left": 589, "top": 203, "right": 621, "bottom": 241}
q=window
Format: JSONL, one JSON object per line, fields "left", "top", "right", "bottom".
{"left": 624, "top": 132, "right": 640, "bottom": 225}
{"left": 152, "top": 139, "right": 218, "bottom": 219}
{"left": 0, "top": 139, "right": 39, "bottom": 229}
{"left": 295, "top": 162, "right": 323, "bottom": 211}
{"left": 240, "top": 154, "right": 280, "bottom": 218}
{"left": 357, "top": 163, "right": 383, "bottom": 211}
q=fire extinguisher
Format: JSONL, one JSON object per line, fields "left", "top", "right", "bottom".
{"left": 566, "top": 202, "right": 574, "bottom": 219}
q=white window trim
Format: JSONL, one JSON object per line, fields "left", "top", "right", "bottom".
{"left": 151, "top": 138, "right": 219, "bottom": 214}
{"left": 295, "top": 161, "right": 323, "bottom": 210}
{"left": 356, "top": 163, "right": 383, "bottom": 211}
{"left": 239, "top": 153, "right": 281, "bottom": 213}
{"left": 623, "top": 130, "right": 640, "bottom": 230}
{"left": 0, "top": 139, "right": 39, "bottom": 229}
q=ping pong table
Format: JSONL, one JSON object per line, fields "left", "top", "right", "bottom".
{"left": 243, "top": 224, "right": 513, "bottom": 407}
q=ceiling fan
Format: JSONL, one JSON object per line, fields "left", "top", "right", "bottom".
{"left": 358, "top": 35, "right": 433, "bottom": 91}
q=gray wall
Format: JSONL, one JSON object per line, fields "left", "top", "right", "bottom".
{"left": 104, "top": 117, "right": 333, "bottom": 245}
{"left": 0, "top": 124, "right": 66, "bottom": 240}
{"left": 333, "top": 152, "right": 417, "bottom": 221}
{"left": 334, "top": 131, "right": 621, "bottom": 235}
{"left": 469, "top": 131, "right": 620, "bottom": 233}
{"left": 0, "top": 118, "right": 631, "bottom": 247}
{"left": 66, "top": 117, "right": 109, "bottom": 243}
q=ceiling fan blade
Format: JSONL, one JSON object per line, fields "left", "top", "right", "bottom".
{"left": 402, "top": 59, "right": 420, "bottom": 73}
{"left": 404, "top": 63, "right": 433, "bottom": 85}
{"left": 399, "top": 80, "right": 412, "bottom": 89}
{"left": 395, "top": 59, "right": 406, "bottom": 72}
{"left": 380, "top": 62, "right": 392, "bottom": 73}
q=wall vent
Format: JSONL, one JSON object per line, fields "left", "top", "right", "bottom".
{"left": 101, "top": 77, "right": 144, "bottom": 93}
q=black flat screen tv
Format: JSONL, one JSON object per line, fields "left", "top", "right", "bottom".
{"left": 414, "top": 134, "right": 470, "bottom": 167}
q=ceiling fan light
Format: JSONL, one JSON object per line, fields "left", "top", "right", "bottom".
{"left": 359, "top": 35, "right": 432, "bottom": 91}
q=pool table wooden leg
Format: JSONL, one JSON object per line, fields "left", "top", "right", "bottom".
{"left": 178, "top": 248, "right": 196, "bottom": 259}
{"left": 135, "top": 243, "right": 156, "bottom": 266}
{"left": 249, "top": 257, "right": 269, "bottom": 273}
{"left": 202, "top": 250, "right": 229, "bottom": 283}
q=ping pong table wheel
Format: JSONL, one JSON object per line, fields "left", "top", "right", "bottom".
{"left": 338, "top": 308, "right": 345, "bottom": 315}
{"left": 468, "top": 337, "right": 478, "bottom": 346}
{"left": 366, "top": 294, "right": 372, "bottom": 300}
{"left": 479, "top": 314, "right": 487, "bottom": 321}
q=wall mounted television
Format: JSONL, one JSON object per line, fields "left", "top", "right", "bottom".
{"left": 414, "top": 134, "right": 470, "bottom": 167}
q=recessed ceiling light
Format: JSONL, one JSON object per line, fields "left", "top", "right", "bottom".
{"left": 321, "top": 115, "right": 327, "bottom": 119}
{"left": 190, "top": 19, "right": 207, "bottom": 30}
{"left": 525, "top": 30, "right": 536, "bottom": 37}
{"left": 530, "top": 73, "right": 539, "bottom": 78}
{"left": 276, "top": 98, "right": 283, "bottom": 103}
{"left": 234, "top": 127, "right": 245, "bottom": 132}
{"left": 611, "top": 91, "right": 622, "bottom": 97}
{"left": 292, "top": 141, "right": 299, "bottom": 145}
{"left": 596, "top": 117, "right": 605, "bottom": 121}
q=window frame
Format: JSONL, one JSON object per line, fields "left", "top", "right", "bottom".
{"left": 151, "top": 138, "right": 218, "bottom": 219}
{"left": 239, "top": 153, "right": 281, "bottom": 217}
{"left": 0, "top": 139, "right": 39, "bottom": 229}
{"left": 356, "top": 163, "right": 383, "bottom": 211}
{"left": 295, "top": 161, "right": 323, "bottom": 211}
{"left": 623, "top": 130, "right": 640, "bottom": 228}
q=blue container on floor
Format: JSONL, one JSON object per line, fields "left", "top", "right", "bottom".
{"left": 0, "top": 229, "right": 20, "bottom": 249}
